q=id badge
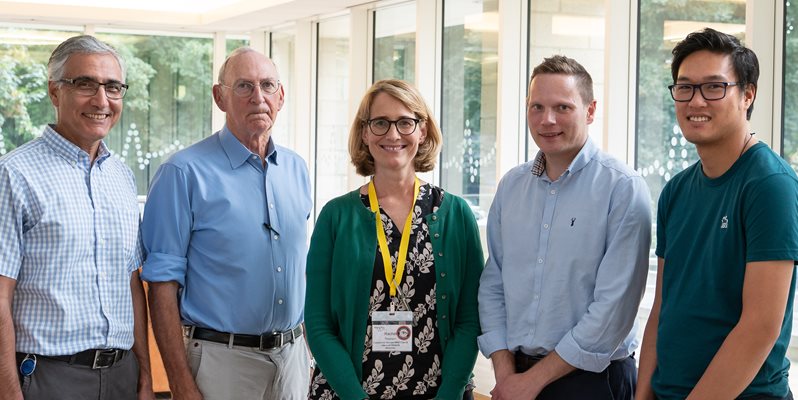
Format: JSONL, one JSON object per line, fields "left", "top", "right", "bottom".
{"left": 372, "top": 311, "right": 413, "bottom": 352}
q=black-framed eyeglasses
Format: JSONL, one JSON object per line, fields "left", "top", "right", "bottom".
{"left": 220, "top": 79, "right": 281, "bottom": 97}
{"left": 365, "top": 117, "right": 420, "bottom": 136}
{"left": 668, "top": 81, "right": 741, "bottom": 102}
{"left": 58, "top": 77, "right": 128, "bottom": 99}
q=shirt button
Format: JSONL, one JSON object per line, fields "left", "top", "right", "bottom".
{"left": 441, "top": 315, "right": 447, "bottom": 320}
{"left": 550, "top": 189, "right": 556, "bottom": 195}
{"left": 537, "top": 258, "right": 543, "bottom": 264}
{"left": 543, "top": 224, "right": 549, "bottom": 229}
{"left": 431, "top": 215, "right": 437, "bottom": 221}
{"left": 434, "top": 233, "right": 440, "bottom": 238}
{"left": 534, "top": 294, "right": 539, "bottom": 300}
{"left": 440, "top": 272, "right": 446, "bottom": 278}
{"left": 438, "top": 252, "right": 443, "bottom": 257}
{"left": 277, "top": 299, "right": 284, "bottom": 305}
{"left": 276, "top": 267, "right": 282, "bottom": 272}
{"left": 273, "top": 234, "right": 279, "bottom": 240}
{"left": 269, "top": 203, "right": 274, "bottom": 209}
{"left": 441, "top": 294, "right": 447, "bottom": 300}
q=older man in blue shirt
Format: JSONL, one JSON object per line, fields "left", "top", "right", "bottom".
{"left": 141, "top": 48, "right": 312, "bottom": 400}
{"left": 478, "top": 55, "right": 651, "bottom": 400}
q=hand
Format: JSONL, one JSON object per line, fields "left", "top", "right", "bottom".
{"left": 490, "top": 372, "right": 541, "bottom": 400}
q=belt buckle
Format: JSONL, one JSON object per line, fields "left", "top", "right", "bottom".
{"left": 91, "top": 350, "right": 118, "bottom": 369}
{"left": 260, "top": 332, "right": 282, "bottom": 351}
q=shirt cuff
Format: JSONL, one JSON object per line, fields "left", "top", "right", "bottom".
{"left": 555, "top": 333, "right": 613, "bottom": 373}
{"left": 477, "top": 330, "right": 509, "bottom": 358}
{"left": 140, "top": 252, "right": 188, "bottom": 287}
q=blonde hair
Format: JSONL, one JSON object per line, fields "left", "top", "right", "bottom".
{"left": 348, "top": 79, "right": 442, "bottom": 176}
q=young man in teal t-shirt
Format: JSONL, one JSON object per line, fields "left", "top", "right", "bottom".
{"left": 637, "top": 28, "right": 798, "bottom": 400}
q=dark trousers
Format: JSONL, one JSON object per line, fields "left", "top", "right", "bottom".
{"left": 515, "top": 352, "right": 636, "bottom": 400}
{"left": 16, "top": 351, "right": 139, "bottom": 400}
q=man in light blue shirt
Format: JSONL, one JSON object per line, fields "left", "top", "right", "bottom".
{"left": 0, "top": 35, "right": 153, "bottom": 400}
{"left": 478, "top": 55, "right": 651, "bottom": 400}
{"left": 141, "top": 48, "right": 312, "bottom": 400}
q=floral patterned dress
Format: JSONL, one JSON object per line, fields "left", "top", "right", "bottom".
{"left": 309, "top": 183, "right": 445, "bottom": 400}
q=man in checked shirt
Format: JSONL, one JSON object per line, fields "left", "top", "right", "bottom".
{"left": 0, "top": 35, "right": 153, "bottom": 400}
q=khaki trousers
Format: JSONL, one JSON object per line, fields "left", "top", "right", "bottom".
{"left": 186, "top": 334, "right": 310, "bottom": 400}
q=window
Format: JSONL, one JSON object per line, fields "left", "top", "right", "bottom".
{"left": 636, "top": 1, "right": 745, "bottom": 208}
{"left": 271, "top": 29, "right": 296, "bottom": 147}
{"left": 440, "top": 0, "right": 499, "bottom": 243}
{"left": 315, "top": 15, "right": 351, "bottom": 215}
{"left": 226, "top": 37, "right": 249, "bottom": 54}
{"left": 373, "top": 2, "right": 416, "bottom": 82}
{"left": 0, "top": 26, "right": 81, "bottom": 156}
{"left": 96, "top": 32, "right": 214, "bottom": 194}
{"left": 527, "top": 0, "right": 605, "bottom": 159}
{"left": 784, "top": 1, "right": 798, "bottom": 171}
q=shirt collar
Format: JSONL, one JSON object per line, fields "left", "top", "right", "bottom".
{"left": 530, "top": 136, "right": 597, "bottom": 178}
{"left": 219, "top": 125, "right": 279, "bottom": 169}
{"left": 43, "top": 124, "right": 112, "bottom": 167}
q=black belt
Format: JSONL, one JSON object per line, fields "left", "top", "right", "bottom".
{"left": 187, "top": 325, "right": 303, "bottom": 351}
{"left": 16, "top": 349, "right": 127, "bottom": 369}
{"left": 514, "top": 351, "right": 545, "bottom": 372}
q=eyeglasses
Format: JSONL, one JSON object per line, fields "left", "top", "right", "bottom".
{"left": 220, "top": 79, "right": 281, "bottom": 97}
{"left": 365, "top": 118, "right": 421, "bottom": 136}
{"left": 668, "top": 81, "right": 741, "bottom": 102}
{"left": 58, "top": 77, "right": 128, "bottom": 99}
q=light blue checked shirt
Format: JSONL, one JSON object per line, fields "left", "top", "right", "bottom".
{"left": 141, "top": 126, "right": 312, "bottom": 335}
{"left": 478, "top": 138, "right": 652, "bottom": 372}
{"left": 0, "top": 125, "right": 143, "bottom": 356}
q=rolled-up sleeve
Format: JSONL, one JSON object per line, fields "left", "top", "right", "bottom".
{"left": 554, "top": 175, "right": 652, "bottom": 372}
{"left": 141, "top": 163, "right": 191, "bottom": 286}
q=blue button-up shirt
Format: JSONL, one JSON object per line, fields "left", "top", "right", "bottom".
{"left": 0, "top": 125, "right": 143, "bottom": 355}
{"left": 478, "top": 138, "right": 651, "bottom": 372}
{"left": 141, "top": 126, "right": 312, "bottom": 334}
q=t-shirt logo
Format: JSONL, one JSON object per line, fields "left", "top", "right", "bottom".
{"left": 721, "top": 215, "right": 729, "bottom": 229}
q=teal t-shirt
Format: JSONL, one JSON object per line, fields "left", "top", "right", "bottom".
{"left": 653, "top": 142, "right": 798, "bottom": 399}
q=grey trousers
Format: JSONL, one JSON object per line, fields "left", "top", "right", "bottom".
{"left": 16, "top": 351, "right": 138, "bottom": 400}
{"left": 186, "top": 334, "right": 311, "bottom": 400}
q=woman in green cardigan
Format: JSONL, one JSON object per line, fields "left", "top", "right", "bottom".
{"left": 305, "top": 79, "right": 484, "bottom": 400}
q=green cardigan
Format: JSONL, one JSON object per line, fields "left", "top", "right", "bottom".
{"left": 305, "top": 188, "right": 484, "bottom": 400}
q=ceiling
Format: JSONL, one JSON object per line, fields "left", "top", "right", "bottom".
{"left": 0, "top": 0, "right": 369, "bottom": 33}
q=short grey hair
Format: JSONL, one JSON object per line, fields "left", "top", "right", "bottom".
{"left": 217, "top": 46, "right": 279, "bottom": 84}
{"left": 48, "top": 35, "right": 126, "bottom": 82}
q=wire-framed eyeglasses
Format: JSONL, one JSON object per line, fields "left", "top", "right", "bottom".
{"left": 365, "top": 117, "right": 421, "bottom": 136}
{"left": 219, "top": 79, "right": 281, "bottom": 97}
{"left": 58, "top": 77, "right": 128, "bottom": 99}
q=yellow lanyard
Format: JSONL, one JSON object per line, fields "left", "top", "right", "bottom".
{"left": 368, "top": 177, "right": 420, "bottom": 298}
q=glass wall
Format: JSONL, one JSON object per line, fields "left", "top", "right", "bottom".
{"left": 315, "top": 15, "right": 351, "bottom": 215}
{"left": 527, "top": 0, "right": 605, "bottom": 159}
{"left": 636, "top": 1, "right": 745, "bottom": 206}
{"left": 784, "top": 1, "right": 798, "bottom": 171}
{"left": 373, "top": 2, "right": 416, "bottom": 82}
{"left": 440, "top": 0, "right": 499, "bottom": 234}
{"left": 226, "top": 37, "right": 249, "bottom": 54}
{"left": 271, "top": 29, "right": 296, "bottom": 147}
{"left": 0, "top": 26, "right": 81, "bottom": 156}
{"left": 95, "top": 32, "right": 213, "bottom": 194}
